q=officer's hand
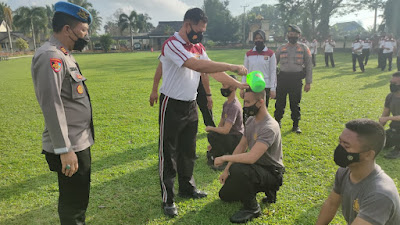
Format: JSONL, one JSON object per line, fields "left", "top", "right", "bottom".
{"left": 205, "top": 126, "right": 212, "bottom": 132}
{"left": 219, "top": 169, "right": 229, "bottom": 184}
{"left": 270, "top": 91, "right": 276, "bottom": 99}
{"left": 60, "top": 151, "right": 78, "bottom": 177}
{"left": 240, "top": 89, "right": 245, "bottom": 99}
{"left": 206, "top": 96, "right": 213, "bottom": 110}
{"left": 237, "top": 82, "right": 249, "bottom": 90}
{"left": 214, "top": 156, "right": 225, "bottom": 167}
{"left": 230, "top": 65, "right": 248, "bottom": 76}
{"left": 149, "top": 90, "right": 158, "bottom": 106}
{"left": 304, "top": 84, "right": 311, "bottom": 92}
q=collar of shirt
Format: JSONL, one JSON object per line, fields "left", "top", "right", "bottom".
{"left": 50, "top": 35, "right": 70, "bottom": 55}
{"left": 173, "top": 32, "right": 189, "bottom": 46}
{"left": 252, "top": 46, "right": 268, "bottom": 52}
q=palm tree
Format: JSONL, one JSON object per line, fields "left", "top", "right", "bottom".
{"left": 67, "top": 0, "right": 93, "bottom": 9}
{"left": 88, "top": 8, "right": 102, "bottom": 36}
{"left": 118, "top": 10, "right": 138, "bottom": 50}
{"left": 136, "top": 13, "right": 154, "bottom": 33}
{"left": 2, "top": 4, "right": 13, "bottom": 53}
{"left": 14, "top": 6, "right": 47, "bottom": 51}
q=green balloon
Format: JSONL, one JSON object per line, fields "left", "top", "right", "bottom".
{"left": 246, "top": 71, "right": 266, "bottom": 92}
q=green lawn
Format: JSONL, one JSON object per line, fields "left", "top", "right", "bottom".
{"left": 0, "top": 50, "right": 399, "bottom": 225}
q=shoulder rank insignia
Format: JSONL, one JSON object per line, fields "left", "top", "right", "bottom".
{"left": 60, "top": 46, "right": 68, "bottom": 55}
{"left": 50, "top": 58, "right": 62, "bottom": 73}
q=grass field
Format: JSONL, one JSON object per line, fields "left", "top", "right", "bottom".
{"left": 0, "top": 49, "right": 399, "bottom": 225}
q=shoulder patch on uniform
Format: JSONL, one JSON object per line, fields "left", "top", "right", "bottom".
{"left": 60, "top": 46, "right": 68, "bottom": 55}
{"left": 50, "top": 58, "right": 62, "bottom": 73}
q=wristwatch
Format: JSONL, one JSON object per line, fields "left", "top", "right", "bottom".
{"left": 206, "top": 93, "right": 212, "bottom": 96}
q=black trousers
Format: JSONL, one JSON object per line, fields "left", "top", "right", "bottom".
{"left": 385, "top": 128, "right": 400, "bottom": 149}
{"left": 352, "top": 54, "right": 364, "bottom": 72}
{"left": 362, "top": 49, "right": 370, "bottom": 65}
{"left": 325, "top": 53, "right": 335, "bottom": 67}
{"left": 382, "top": 52, "right": 393, "bottom": 71}
{"left": 398, "top": 57, "right": 400, "bottom": 71}
{"left": 312, "top": 54, "right": 316, "bottom": 67}
{"left": 378, "top": 49, "right": 384, "bottom": 68}
{"left": 44, "top": 148, "right": 91, "bottom": 225}
{"left": 197, "top": 78, "right": 215, "bottom": 127}
{"left": 219, "top": 163, "right": 280, "bottom": 209}
{"left": 158, "top": 94, "right": 198, "bottom": 204}
{"left": 207, "top": 132, "right": 242, "bottom": 157}
{"left": 274, "top": 72, "right": 303, "bottom": 124}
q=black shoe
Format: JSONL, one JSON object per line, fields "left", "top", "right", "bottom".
{"left": 385, "top": 148, "right": 400, "bottom": 159}
{"left": 262, "top": 190, "right": 277, "bottom": 204}
{"left": 179, "top": 189, "right": 207, "bottom": 199}
{"left": 292, "top": 126, "right": 302, "bottom": 133}
{"left": 162, "top": 202, "right": 178, "bottom": 217}
{"left": 229, "top": 205, "right": 261, "bottom": 223}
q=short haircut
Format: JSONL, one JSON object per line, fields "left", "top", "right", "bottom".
{"left": 245, "top": 88, "right": 265, "bottom": 101}
{"left": 345, "top": 119, "right": 385, "bottom": 157}
{"left": 392, "top": 72, "right": 400, "bottom": 77}
{"left": 184, "top": 8, "right": 208, "bottom": 25}
{"left": 52, "top": 12, "right": 80, "bottom": 33}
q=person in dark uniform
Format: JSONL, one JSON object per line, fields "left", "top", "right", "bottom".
{"left": 378, "top": 32, "right": 386, "bottom": 69}
{"left": 214, "top": 89, "right": 284, "bottom": 223}
{"left": 157, "top": 8, "right": 248, "bottom": 217}
{"left": 362, "top": 37, "right": 372, "bottom": 66}
{"left": 274, "top": 25, "right": 313, "bottom": 133}
{"left": 31, "top": 2, "right": 94, "bottom": 224}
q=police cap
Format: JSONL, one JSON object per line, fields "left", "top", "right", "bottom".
{"left": 287, "top": 24, "right": 301, "bottom": 34}
{"left": 55, "top": 1, "right": 92, "bottom": 25}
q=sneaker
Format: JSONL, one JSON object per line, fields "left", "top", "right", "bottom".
{"left": 162, "top": 202, "right": 178, "bottom": 217}
{"left": 292, "top": 126, "right": 302, "bottom": 133}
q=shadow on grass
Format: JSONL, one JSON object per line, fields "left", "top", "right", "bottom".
{"left": 0, "top": 143, "right": 157, "bottom": 202}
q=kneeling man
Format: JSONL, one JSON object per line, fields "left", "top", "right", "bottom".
{"left": 316, "top": 119, "right": 400, "bottom": 225}
{"left": 214, "top": 89, "right": 284, "bottom": 223}
{"left": 205, "top": 75, "right": 244, "bottom": 170}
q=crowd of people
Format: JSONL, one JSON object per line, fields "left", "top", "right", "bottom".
{"left": 30, "top": 2, "right": 400, "bottom": 224}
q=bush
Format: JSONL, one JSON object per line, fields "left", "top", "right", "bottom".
{"left": 205, "top": 40, "right": 216, "bottom": 48}
{"left": 99, "top": 34, "right": 113, "bottom": 52}
{"left": 16, "top": 38, "right": 29, "bottom": 51}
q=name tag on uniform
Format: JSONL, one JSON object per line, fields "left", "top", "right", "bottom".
{"left": 264, "top": 56, "right": 270, "bottom": 60}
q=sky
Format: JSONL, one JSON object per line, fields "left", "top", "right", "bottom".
{"left": 5, "top": 0, "right": 383, "bottom": 33}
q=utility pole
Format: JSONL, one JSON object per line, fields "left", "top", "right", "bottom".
{"left": 241, "top": 4, "right": 249, "bottom": 47}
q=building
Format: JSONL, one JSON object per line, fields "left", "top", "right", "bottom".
{"left": 0, "top": 20, "right": 34, "bottom": 52}
{"left": 148, "top": 21, "right": 182, "bottom": 50}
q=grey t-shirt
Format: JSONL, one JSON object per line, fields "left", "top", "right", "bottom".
{"left": 333, "top": 165, "right": 400, "bottom": 225}
{"left": 385, "top": 93, "right": 400, "bottom": 129}
{"left": 244, "top": 114, "right": 283, "bottom": 168}
{"left": 222, "top": 98, "right": 244, "bottom": 135}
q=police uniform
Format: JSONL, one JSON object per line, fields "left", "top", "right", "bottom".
{"left": 197, "top": 76, "right": 215, "bottom": 127}
{"left": 31, "top": 2, "right": 93, "bottom": 224}
{"left": 378, "top": 36, "right": 386, "bottom": 69}
{"left": 274, "top": 25, "right": 312, "bottom": 130}
{"left": 352, "top": 39, "right": 365, "bottom": 72}
{"left": 323, "top": 38, "right": 336, "bottom": 67}
{"left": 310, "top": 39, "right": 318, "bottom": 67}
{"left": 382, "top": 37, "right": 397, "bottom": 71}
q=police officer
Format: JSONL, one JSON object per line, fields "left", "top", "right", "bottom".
{"left": 274, "top": 25, "right": 312, "bottom": 133}
{"left": 351, "top": 35, "right": 364, "bottom": 72}
{"left": 31, "top": 2, "right": 93, "bottom": 224}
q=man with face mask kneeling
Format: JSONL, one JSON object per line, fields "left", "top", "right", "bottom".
{"left": 316, "top": 119, "right": 400, "bottom": 225}
{"left": 214, "top": 88, "right": 284, "bottom": 223}
{"left": 205, "top": 75, "right": 244, "bottom": 170}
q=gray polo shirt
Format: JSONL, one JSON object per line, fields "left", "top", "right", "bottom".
{"left": 221, "top": 98, "right": 244, "bottom": 135}
{"left": 333, "top": 165, "right": 400, "bottom": 225}
{"left": 385, "top": 93, "right": 400, "bottom": 129}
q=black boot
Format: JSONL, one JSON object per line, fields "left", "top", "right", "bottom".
{"left": 229, "top": 198, "right": 261, "bottom": 223}
{"left": 162, "top": 202, "right": 178, "bottom": 217}
{"left": 292, "top": 121, "right": 302, "bottom": 133}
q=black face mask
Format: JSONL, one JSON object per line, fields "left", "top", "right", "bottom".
{"left": 288, "top": 37, "right": 298, "bottom": 44}
{"left": 220, "top": 88, "right": 232, "bottom": 97}
{"left": 69, "top": 30, "right": 90, "bottom": 52}
{"left": 243, "top": 102, "right": 260, "bottom": 117}
{"left": 187, "top": 24, "right": 203, "bottom": 44}
{"left": 255, "top": 41, "right": 265, "bottom": 52}
{"left": 390, "top": 83, "right": 400, "bottom": 93}
{"left": 333, "top": 144, "right": 360, "bottom": 168}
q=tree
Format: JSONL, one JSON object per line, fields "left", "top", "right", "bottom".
{"left": 118, "top": 10, "right": 137, "bottom": 50}
{"left": 99, "top": 34, "right": 112, "bottom": 52}
{"left": 67, "top": 0, "right": 102, "bottom": 35}
{"left": 14, "top": 6, "right": 47, "bottom": 51}
{"left": 136, "top": 13, "right": 154, "bottom": 33}
{"left": 203, "top": 0, "right": 239, "bottom": 43}
{"left": 353, "top": 0, "right": 386, "bottom": 33}
{"left": 277, "top": 0, "right": 304, "bottom": 34}
{"left": 383, "top": 0, "right": 400, "bottom": 37}
{"left": 45, "top": 5, "right": 55, "bottom": 38}
{"left": 16, "top": 38, "right": 29, "bottom": 51}
{"left": 242, "top": 4, "right": 283, "bottom": 37}
{"left": 2, "top": 3, "right": 13, "bottom": 53}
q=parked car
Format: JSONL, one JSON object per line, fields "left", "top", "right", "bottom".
{"left": 133, "top": 42, "right": 141, "bottom": 50}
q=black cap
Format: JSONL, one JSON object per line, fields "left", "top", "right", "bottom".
{"left": 253, "top": 30, "right": 266, "bottom": 41}
{"left": 288, "top": 24, "right": 301, "bottom": 34}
